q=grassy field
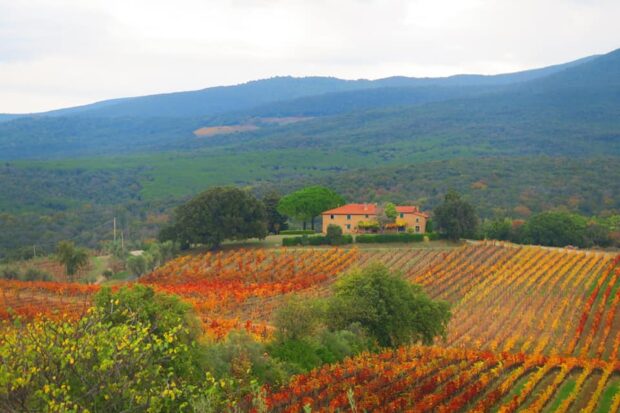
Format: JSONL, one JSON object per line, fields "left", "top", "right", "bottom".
{"left": 13, "top": 147, "right": 386, "bottom": 200}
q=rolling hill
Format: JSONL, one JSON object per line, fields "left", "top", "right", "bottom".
{"left": 0, "top": 51, "right": 607, "bottom": 160}
{"left": 1, "top": 48, "right": 620, "bottom": 257}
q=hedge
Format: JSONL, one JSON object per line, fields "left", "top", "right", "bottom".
{"left": 355, "top": 233, "right": 437, "bottom": 243}
{"left": 280, "top": 230, "right": 316, "bottom": 235}
{"left": 282, "top": 233, "right": 439, "bottom": 246}
{"left": 282, "top": 234, "right": 353, "bottom": 246}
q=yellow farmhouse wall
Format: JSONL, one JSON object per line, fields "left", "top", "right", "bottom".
{"left": 322, "top": 213, "right": 372, "bottom": 234}
{"left": 398, "top": 213, "right": 427, "bottom": 234}
{"left": 322, "top": 213, "right": 427, "bottom": 234}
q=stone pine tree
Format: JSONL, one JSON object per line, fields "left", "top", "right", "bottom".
{"left": 434, "top": 191, "right": 479, "bottom": 241}
{"left": 277, "top": 186, "right": 344, "bottom": 230}
{"left": 161, "top": 187, "right": 267, "bottom": 249}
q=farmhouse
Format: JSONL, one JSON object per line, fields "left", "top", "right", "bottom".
{"left": 321, "top": 203, "right": 428, "bottom": 234}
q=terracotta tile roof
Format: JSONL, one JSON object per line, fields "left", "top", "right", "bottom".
{"left": 322, "top": 203, "right": 427, "bottom": 216}
{"left": 322, "top": 203, "right": 377, "bottom": 215}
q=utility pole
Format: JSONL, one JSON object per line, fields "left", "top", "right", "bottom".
{"left": 121, "top": 231, "right": 124, "bottom": 252}
{"left": 113, "top": 217, "right": 117, "bottom": 242}
{"left": 33, "top": 245, "right": 36, "bottom": 258}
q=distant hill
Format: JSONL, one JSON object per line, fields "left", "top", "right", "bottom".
{"left": 0, "top": 114, "right": 23, "bottom": 123}
{"left": 222, "top": 48, "right": 620, "bottom": 158}
{"left": 0, "top": 49, "right": 616, "bottom": 161}
{"left": 1, "top": 52, "right": 595, "bottom": 120}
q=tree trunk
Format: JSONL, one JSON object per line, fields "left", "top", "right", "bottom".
{"left": 311, "top": 216, "right": 315, "bottom": 230}
{"left": 303, "top": 220, "right": 306, "bottom": 230}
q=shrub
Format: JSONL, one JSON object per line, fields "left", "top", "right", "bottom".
{"left": 20, "top": 267, "right": 52, "bottom": 282}
{"left": 282, "top": 237, "right": 301, "bottom": 246}
{"left": 269, "top": 298, "right": 371, "bottom": 373}
{"left": 126, "top": 254, "right": 150, "bottom": 276}
{"left": 522, "top": 211, "right": 588, "bottom": 247}
{"left": 282, "top": 234, "right": 352, "bottom": 246}
{"left": 326, "top": 224, "right": 344, "bottom": 245}
{"left": 355, "top": 233, "right": 426, "bottom": 243}
{"left": 273, "top": 297, "right": 326, "bottom": 342}
{"left": 308, "top": 235, "right": 327, "bottom": 246}
{"left": 280, "top": 229, "right": 315, "bottom": 235}
{"left": 0, "top": 266, "right": 21, "bottom": 280}
{"left": 203, "top": 331, "right": 289, "bottom": 389}
{"left": 326, "top": 263, "right": 451, "bottom": 347}
{"left": 0, "top": 286, "right": 214, "bottom": 412}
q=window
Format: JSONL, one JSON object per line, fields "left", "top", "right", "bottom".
{"left": 346, "top": 224, "right": 351, "bottom": 230}
{"left": 415, "top": 226, "right": 420, "bottom": 233}
{"left": 416, "top": 218, "right": 419, "bottom": 222}
{"left": 365, "top": 214, "right": 369, "bottom": 218}
{"left": 347, "top": 214, "right": 351, "bottom": 220}
{"left": 400, "top": 213, "right": 404, "bottom": 218}
{"left": 330, "top": 214, "right": 334, "bottom": 219}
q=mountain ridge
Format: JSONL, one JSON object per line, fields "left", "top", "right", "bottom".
{"left": 0, "top": 52, "right": 599, "bottom": 119}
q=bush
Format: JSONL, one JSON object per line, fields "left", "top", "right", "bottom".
{"left": 0, "top": 266, "right": 21, "bottom": 280}
{"left": 280, "top": 229, "right": 315, "bottom": 235}
{"left": 273, "top": 297, "right": 326, "bottom": 342}
{"left": 522, "top": 211, "right": 588, "bottom": 247}
{"left": 282, "top": 237, "right": 301, "bottom": 246}
{"left": 203, "top": 331, "right": 289, "bottom": 389}
{"left": 0, "top": 286, "right": 214, "bottom": 412}
{"left": 282, "top": 234, "right": 352, "bottom": 246}
{"left": 126, "top": 254, "right": 151, "bottom": 276}
{"left": 326, "top": 224, "right": 344, "bottom": 245}
{"left": 427, "top": 232, "right": 441, "bottom": 240}
{"left": 355, "top": 233, "right": 426, "bottom": 243}
{"left": 269, "top": 297, "right": 371, "bottom": 373}
{"left": 326, "top": 263, "right": 451, "bottom": 347}
{"left": 20, "top": 267, "right": 52, "bottom": 282}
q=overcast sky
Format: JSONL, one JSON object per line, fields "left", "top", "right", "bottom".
{"left": 1, "top": 0, "right": 619, "bottom": 113}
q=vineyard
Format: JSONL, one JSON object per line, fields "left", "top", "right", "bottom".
{"left": 139, "top": 248, "right": 359, "bottom": 338}
{"left": 1, "top": 242, "right": 619, "bottom": 411}
{"left": 269, "top": 244, "right": 620, "bottom": 412}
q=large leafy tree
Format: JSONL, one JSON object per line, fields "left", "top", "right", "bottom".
{"left": 162, "top": 187, "right": 267, "bottom": 249}
{"left": 56, "top": 240, "right": 89, "bottom": 281}
{"left": 263, "top": 191, "right": 288, "bottom": 234}
{"left": 277, "top": 186, "right": 344, "bottom": 230}
{"left": 326, "top": 263, "right": 451, "bottom": 347}
{"left": 522, "top": 211, "right": 588, "bottom": 247}
{"left": 434, "top": 191, "right": 479, "bottom": 241}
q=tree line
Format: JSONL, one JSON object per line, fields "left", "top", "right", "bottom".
{"left": 159, "top": 185, "right": 344, "bottom": 249}
{"left": 433, "top": 191, "right": 620, "bottom": 248}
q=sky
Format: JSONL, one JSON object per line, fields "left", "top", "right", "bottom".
{"left": 1, "top": 0, "right": 619, "bottom": 113}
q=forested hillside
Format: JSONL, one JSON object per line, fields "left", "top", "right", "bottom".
{"left": 1, "top": 49, "right": 620, "bottom": 257}
{"left": 2, "top": 156, "right": 619, "bottom": 259}
{"left": 0, "top": 51, "right": 611, "bottom": 160}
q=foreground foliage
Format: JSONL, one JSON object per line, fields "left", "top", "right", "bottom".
{"left": 0, "top": 286, "right": 219, "bottom": 412}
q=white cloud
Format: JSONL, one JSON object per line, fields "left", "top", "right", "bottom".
{"left": 0, "top": 0, "right": 619, "bottom": 112}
